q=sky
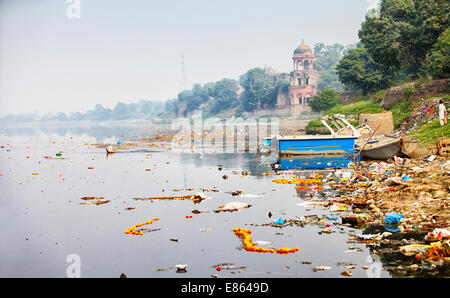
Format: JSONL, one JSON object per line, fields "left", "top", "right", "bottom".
{"left": 0, "top": 0, "right": 375, "bottom": 116}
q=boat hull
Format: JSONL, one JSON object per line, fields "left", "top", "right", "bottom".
{"left": 360, "top": 139, "right": 401, "bottom": 160}
{"left": 273, "top": 136, "right": 358, "bottom": 156}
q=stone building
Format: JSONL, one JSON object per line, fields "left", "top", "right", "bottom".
{"left": 288, "top": 41, "right": 319, "bottom": 107}
{"left": 277, "top": 41, "right": 319, "bottom": 110}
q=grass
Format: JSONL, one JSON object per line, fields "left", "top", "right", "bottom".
{"left": 324, "top": 100, "right": 383, "bottom": 116}
{"left": 390, "top": 100, "right": 413, "bottom": 129}
{"left": 407, "top": 120, "right": 450, "bottom": 145}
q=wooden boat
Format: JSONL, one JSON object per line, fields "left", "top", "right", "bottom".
{"left": 357, "top": 136, "right": 402, "bottom": 160}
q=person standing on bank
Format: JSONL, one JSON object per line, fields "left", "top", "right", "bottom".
{"left": 439, "top": 100, "right": 447, "bottom": 126}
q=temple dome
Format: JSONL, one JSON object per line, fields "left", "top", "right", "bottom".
{"left": 294, "top": 41, "right": 312, "bottom": 55}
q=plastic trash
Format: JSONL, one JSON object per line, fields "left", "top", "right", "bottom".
{"left": 383, "top": 213, "right": 404, "bottom": 224}
{"left": 273, "top": 218, "right": 285, "bottom": 225}
{"left": 222, "top": 202, "right": 249, "bottom": 210}
{"left": 176, "top": 264, "right": 188, "bottom": 273}
{"left": 402, "top": 175, "right": 412, "bottom": 182}
{"left": 326, "top": 216, "right": 338, "bottom": 221}
{"left": 383, "top": 225, "right": 400, "bottom": 233}
{"left": 431, "top": 228, "right": 450, "bottom": 240}
{"left": 427, "top": 155, "right": 436, "bottom": 162}
{"left": 254, "top": 240, "right": 271, "bottom": 246}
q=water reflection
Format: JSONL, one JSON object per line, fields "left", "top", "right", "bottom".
{"left": 0, "top": 122, "right": 171, "bottom": 144}
{"left": 274, "top": 154, "right": 358, "bottom": 171}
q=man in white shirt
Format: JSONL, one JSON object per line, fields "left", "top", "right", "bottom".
{"left": 439, "top": 100, "right": 447, "bottom": 126}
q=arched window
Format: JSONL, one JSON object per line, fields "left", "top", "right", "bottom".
{"left": 304, "top": 60, "right": 310, "bottom": 70}
{"left": 305, "top": 77, "right": 309, "bottom": 85}
{"left": 299, "top": 97, "right": 302, "bottom": 104}
{"left": 297, "top": 60, "right": 303, "bottom": 70}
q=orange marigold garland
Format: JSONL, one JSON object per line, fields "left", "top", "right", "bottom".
{"left": 125, "top": 217, "right": 160, "bottom": 236}
{"left": 233, "top": 228, "right": 299, "bottom": 254}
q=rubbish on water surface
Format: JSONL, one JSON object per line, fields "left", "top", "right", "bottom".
{"left": 273, "top": 218, "right": 285, "bottom": 225}
{"left": 341, "top": 271, "right": 353, "bottom": 277}
{"left": 125, "top": 217, "right": 160, "bottom": 236}
{"left": 253, "top": 240, "right": 271, "bottom": 246}
{"left": 217, "top": 202, "right": 251, "bottom": 212}
{"left": 233, "top": 228, "right": 299, "bottom": 254}
{"left": 80, "top": 197, "right": 110, "bottom": 205}
{"left": 312, "top": 266, "right": 331, "bottom": 272}
{"left": 133, "top": 193, "right": 208, "bottom": 203}
{"left": 176, "top": 264, "right": 188, "bottom": 273}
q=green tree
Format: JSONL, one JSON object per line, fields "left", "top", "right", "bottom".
{"left": 309, "top": 89, "right": 340, "bottom": 112}
{"left": 313, "top": 43, "right": 357, "bottom": 91}
{"left": 336, "top": 47, "right": 393, "bottom": 95}
{"left": 426, "top": 28, "right": 450, "bottom": 79}
{"left": 358, "top": 0, "right": 450, "bottom": 78}
{"left": 239, "top": 68, "right": 277, "bottom": 112}
{"left": 208, "top": 78, "right": 239, "bottom": 114}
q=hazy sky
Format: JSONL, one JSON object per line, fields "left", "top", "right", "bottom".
{"left": 0, "top": 0, "right": 374, "bottom": 116}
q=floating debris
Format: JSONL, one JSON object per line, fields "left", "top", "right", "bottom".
{"left": 124, "top": 217, "right": 160, "bottom": 236}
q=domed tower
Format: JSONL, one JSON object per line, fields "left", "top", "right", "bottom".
{"left": 288, "top": 40, "right": 319, "bottom": 107}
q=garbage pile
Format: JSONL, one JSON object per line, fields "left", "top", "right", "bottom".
{"left": 274, "top": 154, "right": 450, "bottom": 276}
{"left": 397, "top": 97, "right": 441, "bottom": 133}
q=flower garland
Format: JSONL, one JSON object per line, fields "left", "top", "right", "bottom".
{"left": 233, "top": 228, "right": 299, "bottom": 254}
{"left": 125, "top": 217, "right": 160, "bottom": 236}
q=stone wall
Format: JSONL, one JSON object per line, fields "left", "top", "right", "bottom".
{"left": 382, "top": 79, "right": 449, "bottom": 109}
{"left": 338, "top": 91, "right": 358, "bottom": 102}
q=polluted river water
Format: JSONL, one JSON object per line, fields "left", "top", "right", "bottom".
{"left": 0, "top": 122, "right": 421, "bottom": 278}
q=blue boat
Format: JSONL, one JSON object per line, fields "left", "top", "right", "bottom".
{"left": 271, "top": 135, "right": 358, "bottom": 156}
{"left": 259, "top": 115, "right": 360, "bottom": 163}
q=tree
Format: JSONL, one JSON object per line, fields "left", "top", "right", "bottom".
{"left": 426, "top": 28, "right": 450, "bottom": 80}
{"left": 336, "top": 47, "right": 393, "bottom": 95}
{"left": 358, "top": 0, "right": 450, "bottom": 78}
{"left": 208, "top": 79, "right": 239, "bottom": 114}
{"left": 313, "top": 43, "right": 357, "bottom": 91}
{"left": 239, "top": 68, "right": 277, "bottom": 112}
{"left": 309, "top": 89, "right": 340, "bottom": 112}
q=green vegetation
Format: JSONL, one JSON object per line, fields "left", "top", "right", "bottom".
{"left": 324, "top": 99, "right": 383, "bottom": 116}
{"left": 358, "top": 0, "right": 449, "bottom": 81}
{"left": 407, "top": 119, "right": 450, "bottom": 145}
{"left": 426, "top": 28, "right": 450, "bottom": 80}
{"left": 336, "top": 46, "right": 394, "bottom": 95}
{"left": 402, "top": 85, "right": 416, "bottom": 100}
{"left": 309, "top": 89, "right": 340, "bottom": 112}
{"left": 313, "top": 43, "right": 356, "bottom": 91}
{"left": 239, "top": 67, "right": 280, "bottom": 113}
{"left": 390, "top": 100, "right": 413, "bottom": 129}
